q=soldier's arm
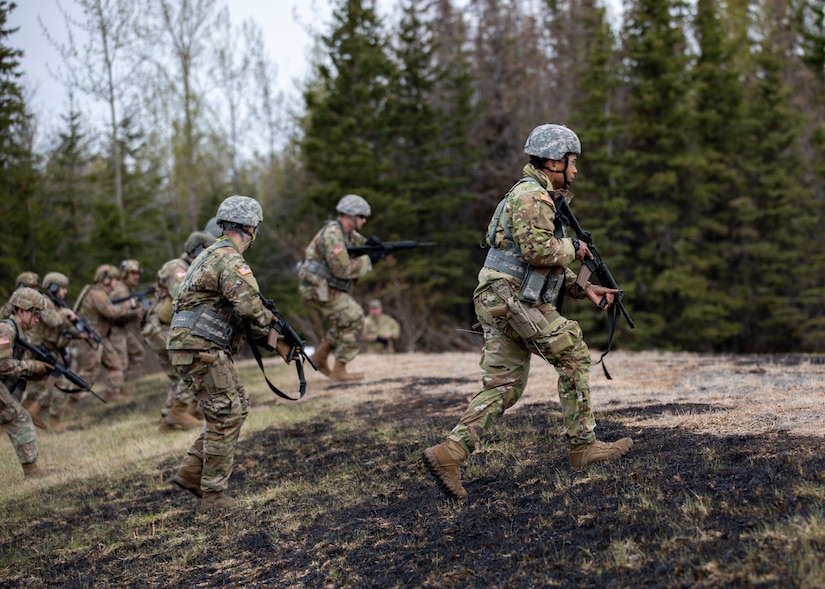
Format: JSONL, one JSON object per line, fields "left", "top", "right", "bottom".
{"left": 324, "top": 225, "right": 372, "bottom": 280}
{"left": 511, "top": 190, "right": 577, "bottom": 268}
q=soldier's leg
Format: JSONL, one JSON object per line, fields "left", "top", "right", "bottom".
{"left": 1, "top": 390, "right": 39, "bottom": 468}
{"left": 125, "top": 329, "right": 147, "bottom": 380}
{"left": 173, "top": 350, "right": 248, "bottom": 494}
{"left": 101, "top": 336, "right": 127, "bottom": 400}
{"left": 322, "top": 293, "right": 365, "bottom": 363}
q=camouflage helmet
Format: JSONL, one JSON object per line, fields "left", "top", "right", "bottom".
{"left": 43, "top": 272, "right": 70, "bottom": 293}
{"left": 15, "top": 272, "right": 40, "bottom": 289}
{"left": 94, "top": 264, "right": 119, "bottom": 284}
{"left": 336, "top": 194, "right": 371, "bottom": 217}
{"left": 216, "top": 195, "right": 263, "bottom": 228}
{"left": 120, "top": 259, "right": 142, "bottom": 276}
{"left": 204, "top": 216, "right": 222, "bottom": 237}
{"left": 524, "top": 124, "right": 582, "bottom": 160}
{"left": 184, "top": 231, "right": 216, "bottom": 256}
{"left": 9, "top": 286, "right": 46, "bottom": 311}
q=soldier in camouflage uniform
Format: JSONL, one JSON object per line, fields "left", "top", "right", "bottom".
{"left": 424, "top": 124, "right": 633, "bottom": 499}
{"left": 362, "top": 299, "right": 401, "bottom": 354}
{"left": 73, "top": 264, "right": 144, "bottom": 402}
{"left": 144, "top": 231, "right": 215, "bottom": 433}
{"left": 109, "top": 260, "right": 148, "bottom": 383}
{"left": 168, "top": 195, "right": 275, "bottom": 511}
{"left": 0, "top": 288, "right": 55, "bottom": 477}
{"left": 25, "top": 272, "right": 87, "bottom": 431}
{"left": 0, "top": 272, "right": 41, "bottom": 321}
{"left": 299, "top": 194, "right": 383, "bottom": 381}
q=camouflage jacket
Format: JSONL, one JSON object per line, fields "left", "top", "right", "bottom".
{"left": 0, "top": 317, "right": 43, "bottom": 388}
{"left": 298, "top": 220, "right": 372, "bottom": 302}
{"left": 148, "top": 256, "right": 190, "bottom": 326}
{"left": 167, "top": 237, "right": 273, "bottom": 352}
{"left": 477, "top": 163, "right": 588, "bottom": 300}
{"left": 30, "top": 297, "right": 79, "bottom": 352}
{"left": 75, "top": 284, "right": 143, "bottom": 335}
{"left": 362, "top": 313, "right": 401, "bottom": 353}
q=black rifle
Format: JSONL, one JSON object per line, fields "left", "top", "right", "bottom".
{"left": 12, "top": 337, "right": 106, "bottom": 403}
{"left": 346, "top": 239, "right": 437, "bottom": 257}
{"left": 246, "top": 294, "right": 318, "bottom": 401}
{"left": 554, "top": 196, "right": 634, "bottom": 378}
{"left": 47, "top": 292, "right": 105, "bottom": 349}
{"left": 110, "top": 287, "right": 156, "bottom": 308}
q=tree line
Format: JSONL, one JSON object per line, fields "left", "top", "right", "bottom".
{"left": 2, "top": 0, "right": 823, "bottom": 354}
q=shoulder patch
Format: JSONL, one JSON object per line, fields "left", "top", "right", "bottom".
{"left": 539, "top": 192, "right": 555, "bottom": 207}
{"left": 175, "top": 270, "right": 187, "bottom": 279}
{"left": 237, "top": 265, "right": 252, "bottom": 277}
{"left": 0, "top": 337, "right": 9, "bottom": 346}
{"left": 333, "top": 246, "right": 345, "bottom": 255}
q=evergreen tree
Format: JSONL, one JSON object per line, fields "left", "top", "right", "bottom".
{"left": 301, "top": 0, "right": 395, "bottom": 216}
{"left": 616, "top": 0, "right": 694, "bottom": 348}
{"left": 0, "top": 1, "right": 37, "bottom": 295}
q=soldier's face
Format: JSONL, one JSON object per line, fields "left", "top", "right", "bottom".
{"left": 21, "top": 309, "right": 40, "bottom": 330}
{"left": 124, "top": 272, "right": 140, "bottom": 287}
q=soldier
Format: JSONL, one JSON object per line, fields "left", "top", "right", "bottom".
{"left": 73, "top": 264, "right": 144, "bottom": 401}
{"left": 144, "top": 231, "right": 215, "bottom": 433}
{"left": 0, "top": 287, "right": 54, "bottom": 477}
{"left": 362, "top": 299, "right": 401, "bottom": 354}
{"left": 0, "top": 272, "right": 41, "bottom": 320}
{"left": 110, "top": 260, "right": 148, "bottom": 382}
{"left": 167, "top": 195, "right": 275, "bottom": 511}
{"left": 423, "top": 124, "right": 633, "bottom": 499}
{"left": 298, "top": 194, "right": 383, "bottom": 381}
{"left": 25, "top": 272, "right": 86, "bottom": 430}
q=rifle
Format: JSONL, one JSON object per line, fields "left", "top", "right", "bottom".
{"left": 246, "top": 293, "right": 318, "bottom": 401}
{"left": 47, "top": 293, "right": 105, "bottom": 349}
{"left": 12, "top": 337, "right": 107, "bottom": 403}
{"left": 110, "top": 287, "right": 156, "bottom": 308}
{"left": 346, "top": 239, "right": 437, "bottom": 257}
{"left": 554, "top": 196, "right": 634, "bottom": 378}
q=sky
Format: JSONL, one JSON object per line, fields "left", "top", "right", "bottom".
{"left": 7, "top": 0, "right": 338, "bottom": 143}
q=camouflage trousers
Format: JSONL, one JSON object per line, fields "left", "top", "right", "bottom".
{"left": 143, "top": 322, "right": 192, "bottom": 413}
{"left": 73, "top": 338, "right": 124, "bottom": 398}
{"left": 171, "top": 349, "right": 248, "bottom": 494}
{"left": 448, "top": 280, "right": 596, "bottom": 454}
{"left": 26, "top": 376, "right": 69, "bottom": 420}
{"left": 1, "top": 386, "right": 38, "bottom": 464}
{"left": 110, "top": 326, "right": 147, "bottom": 381}
{"left": 307, "top": 290, "right": 365, "bottom": 363}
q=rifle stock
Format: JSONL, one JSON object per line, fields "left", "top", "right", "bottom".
{"left": 12, "top": 338, "right": 106, "bottom": 403}
{"left": 110, "top": 287, "right": 155, "bottom": 308}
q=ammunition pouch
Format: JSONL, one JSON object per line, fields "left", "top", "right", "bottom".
{"left": 170, "top": 305, "right": 243, "bottom": 354}
{"left": 518, "top": 266, "right": 564, "bottom": 306}
{"left": 483, "top": 248, "right": 528, "bottom": 280}
{"left": 301, "top": 260, "right": 354, "bottom": 293}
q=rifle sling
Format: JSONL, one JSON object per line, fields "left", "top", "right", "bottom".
{"left": 245, "top": 325, "right": 306, "bottom": 401}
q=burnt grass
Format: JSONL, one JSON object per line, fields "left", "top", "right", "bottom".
{"left": 2, "top": 372, "right": 825, "bottom": 588}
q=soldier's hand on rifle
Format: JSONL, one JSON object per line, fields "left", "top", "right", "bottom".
{"left": 573, "top": 238, "right": 593, "bottom": 262}
{"left": 29, "top": 360, "right": 54, "bottom": 377}
{"left": 585, "top": 285, "right": 619, "bottom": 310}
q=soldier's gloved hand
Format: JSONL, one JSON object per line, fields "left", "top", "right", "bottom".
{"left": 29, "top": 360, "right": 54, "bottom": 377}
{"left": 275, "top": 337, "right": 294, "bottom": 364}
{"left": 367, "top": 249, "right": 387, "bottom": 264}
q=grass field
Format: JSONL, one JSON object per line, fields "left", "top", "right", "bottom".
{"left": 1, "top": 350, "right": 823, "bottom": 588}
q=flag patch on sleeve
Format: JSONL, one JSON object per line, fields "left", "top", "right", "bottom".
{"left": 175, "top": 270, "right": 187, "bottom": 279}
{"left": 238, "top": 265, "right": 252, "bottom": 276}
{"left": 0, "top": 337, "right": 9, "bottom": 346}
{"left": 333, "top": 246, "right": 344, "bottom": 255}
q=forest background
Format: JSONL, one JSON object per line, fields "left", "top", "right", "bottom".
{"left": 1, "top": 0, "right": 824, "bottom": 355}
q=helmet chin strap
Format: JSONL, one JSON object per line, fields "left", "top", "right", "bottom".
{"left": 542, "top": 156, "right": 571, "bottom": 189}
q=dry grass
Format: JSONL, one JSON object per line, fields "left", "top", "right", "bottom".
{"left": 1, "top": 350, "right": 824, "bottom": 588}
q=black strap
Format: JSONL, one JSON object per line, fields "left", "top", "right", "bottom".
{"left": 593, "top": 302, "right": 621, "bottom": 380}
{"left": 245, "top": 327, "right": 306, "bottom": 401}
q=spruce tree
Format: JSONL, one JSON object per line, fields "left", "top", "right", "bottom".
{"left": 0, "top": 1, "right": 36, "bottom": 295}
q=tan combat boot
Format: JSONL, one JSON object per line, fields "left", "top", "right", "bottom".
{"left": 22, "top": 461, "right": 45, "bottom": 478}
{"left": 27, "top": 402, "right": 49, "bottom": 430}
{"left": 310, "top": 339, "right": 332, "bottom": 376}
{"left": 329, "top": 358, "right": 364, "bottom": 382}
{"left": 164, "top": 400, "right": 203, "bottom": 429}
{"left": 200, "top": 491, "right": 236, "bottom": 511}
{"left": 187, "top": 400, "right": 204, "bottom": 421}
{"left": 172, "top": 443, "right": 204, "bottom": 498}
{"left": 423, "top": 439, "right": 469, "bottom": 499}
{"left": 569, "top": 437, "right": 633, "bottom": 470}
